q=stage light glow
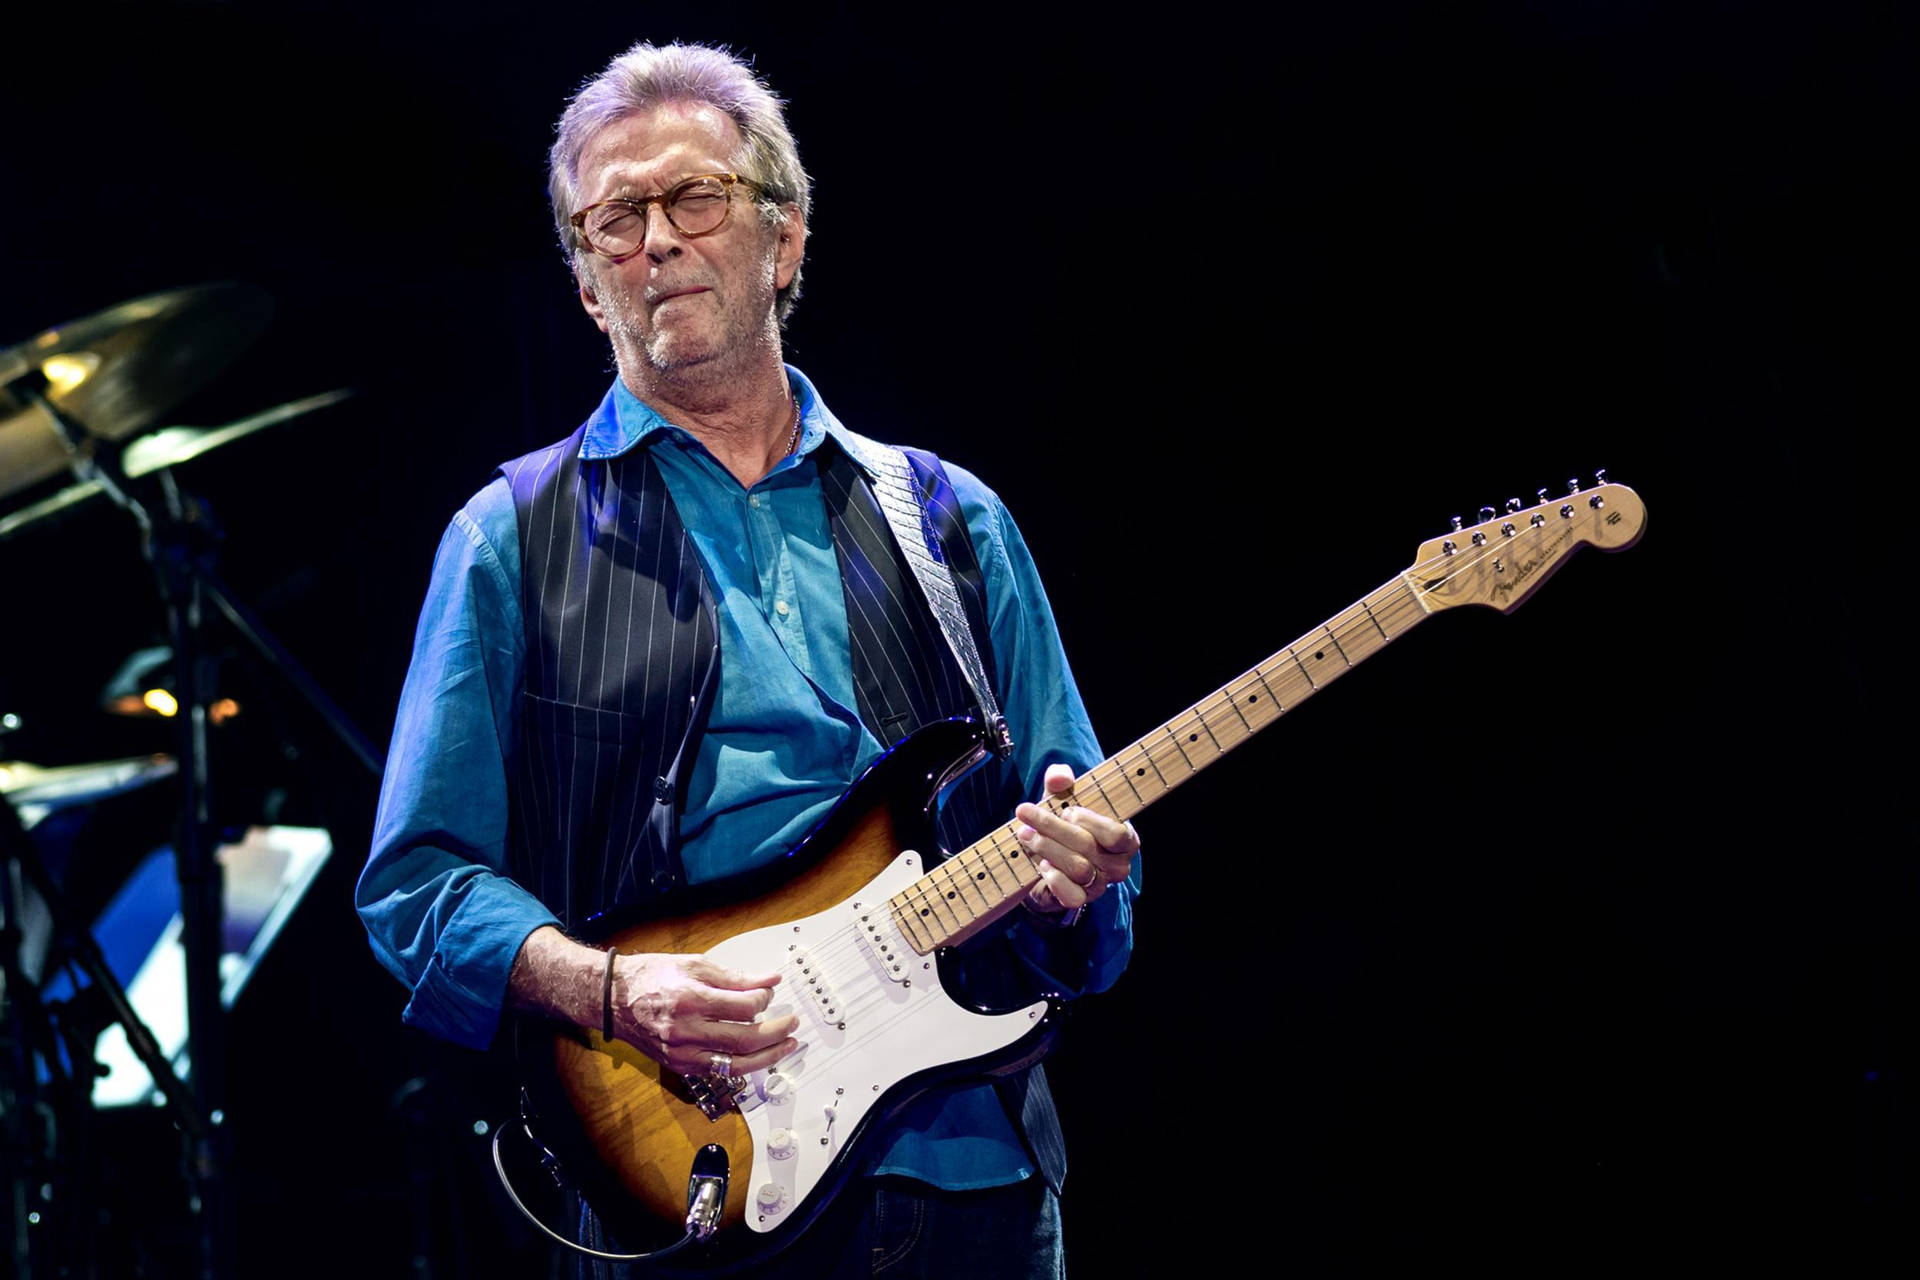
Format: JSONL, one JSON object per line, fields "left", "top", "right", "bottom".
{"left": 41, "top": 352, "right": 99, "bottom": 395}
{"left": 143, "top": 688, "right": 179, "bottom": 717}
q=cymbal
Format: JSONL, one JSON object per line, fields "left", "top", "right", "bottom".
{"left": 0, "top": 283, "right": 272, "bottom": 499}
{"left": 0, "top": 753, "right": 177, "bottom": 812}
{"left": 0, "top": 387, "right": 352, "bottom": 541}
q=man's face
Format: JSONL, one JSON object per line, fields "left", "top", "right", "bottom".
{"left": 573, "top": 103, "right": 803, "bottom": 383}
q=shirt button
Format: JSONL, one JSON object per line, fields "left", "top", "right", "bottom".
{"left": 749, "top": 495, "right": 761, "bottom": 509}
{"left": 774, "top": 600, "right": 790, "bottom": 617}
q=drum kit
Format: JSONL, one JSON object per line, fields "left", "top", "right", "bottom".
{"left": 0, "top": 283, "right": 380, "bottom": 1278}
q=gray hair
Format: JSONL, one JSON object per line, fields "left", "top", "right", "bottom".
{"left": 548, "top": 42, "right": 812, "bottom": 322}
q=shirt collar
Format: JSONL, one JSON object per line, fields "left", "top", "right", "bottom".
{"left": 584, "top": 365, "right": 876, "bottom": 480}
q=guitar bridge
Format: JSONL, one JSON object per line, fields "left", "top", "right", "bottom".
{"left": 681, "top": 1070, "right": 760, "bottom": 1122}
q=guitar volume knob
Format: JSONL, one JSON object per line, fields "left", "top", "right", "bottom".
{"left": 767, "top": 1128, "right": 796, "bottom": 1159}
{"left": 763, "top": 1073, "right": 793, "bottom": 1104}
{"left": 756, "top": 1183, "right": 786, "bottom": 1213}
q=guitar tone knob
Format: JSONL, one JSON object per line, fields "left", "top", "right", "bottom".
{"left": 756, "top": 1183, "right": 785, "bottom": 1212}
{"left": 767, "top": 1128, "right": 796, "bottom": 1160}
{"left": 763, "top": 1073, "right": 792, "bottom": 1104}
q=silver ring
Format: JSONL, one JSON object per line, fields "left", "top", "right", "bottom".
{"left": 709, "top": 1052, "right": 732, "bottom": 1079}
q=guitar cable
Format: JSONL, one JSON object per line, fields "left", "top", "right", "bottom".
{"left": 491, "top": 1110, "right": 730, "bottom": 1262}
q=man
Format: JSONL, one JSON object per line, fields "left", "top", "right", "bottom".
{"left": 357, "top": 41, "right": 1138, "bottom": 1276}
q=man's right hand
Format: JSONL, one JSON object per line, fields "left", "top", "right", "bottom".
{"left": 612, "top": 952, "right": 799, "bottom": 1076}
{"left": 508, "top": 925, "right": 800, "bottom": 1076}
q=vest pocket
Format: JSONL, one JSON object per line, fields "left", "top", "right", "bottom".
{"left": 521, "top": 690, "right": 638, "bottom": 744}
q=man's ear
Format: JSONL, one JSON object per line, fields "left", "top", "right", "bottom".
{"left": 577, "top": 265, "right": 611, "bottom": 335}
{"left": 774, "top": 206, "right": 806, "bottom": 291}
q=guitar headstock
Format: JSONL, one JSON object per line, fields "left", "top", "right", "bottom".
{"left": 1410, "top": 478, "right": 1646, "bottom": 613}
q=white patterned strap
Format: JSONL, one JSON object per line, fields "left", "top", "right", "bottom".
{"left": 839, "top": 430, "right": 1013, "bottom": 759}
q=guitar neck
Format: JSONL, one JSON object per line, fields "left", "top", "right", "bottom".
{"left": 890, "top": 571, "right": 1435, "bottom": 952}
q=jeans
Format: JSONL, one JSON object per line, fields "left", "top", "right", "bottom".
{"left": 576, "top": 1175, "right": 1063, "bottom": 1279}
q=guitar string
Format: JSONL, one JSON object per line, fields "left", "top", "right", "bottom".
{"left": 737, "top": 508, "right": 1611, "bottom": 1084}
{"left": 772, "top": 945, "right": 973, "bottom": 1082}
{"left": 889, "top": 510, "right": 1597, "bottom": 945}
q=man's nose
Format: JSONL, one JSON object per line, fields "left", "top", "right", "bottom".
{"left": 642, "top": 202, "right": 684, "bottom": 259}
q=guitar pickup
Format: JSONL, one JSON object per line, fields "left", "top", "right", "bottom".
{"left": 790, "top": 946, "right": 842, "bottom": 1025}
{"left": 854, "top": 912, "right": 909, "bottom": 986}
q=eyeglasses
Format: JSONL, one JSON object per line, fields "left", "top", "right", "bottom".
{"left": 569, "top": 172, "right": 762, "bottom": 261}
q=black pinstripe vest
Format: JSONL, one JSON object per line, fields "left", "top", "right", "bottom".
{"left": 496, "top": 413, "right": 1003, "bottom": 931}
{"left": 499, "top": 397, "right": 1068, "bottom": 1194}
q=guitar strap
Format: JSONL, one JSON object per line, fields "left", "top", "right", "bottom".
{"left": 838, "top": 431, "right": 1014, "bottom": 760}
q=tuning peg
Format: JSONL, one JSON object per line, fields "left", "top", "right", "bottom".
{"left": 1595, "top": 468, "right": 1608, "bottom": 486}
{"left": 1567, "top": 478, "right": 1580, "bottom": 495}
{"left": 1479, "top": 506, "right": 1496, "bottom": 523}
{"left": 1536, "top": 487, "right": 1549, "bottom": 506}
{"left": 1505, "top": 497, "right": 1522, "bottom": 513}
{"left": 1450, "top": 514, "right": 1464, "bottom": 532}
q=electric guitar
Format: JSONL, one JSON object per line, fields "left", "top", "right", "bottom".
{"left": 518, "top": 478, "right": 1647, "bottom": 1269}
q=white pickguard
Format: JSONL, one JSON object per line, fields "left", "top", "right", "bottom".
{"left": 703, "top": 850, "right": 1047, "bottom": 1233}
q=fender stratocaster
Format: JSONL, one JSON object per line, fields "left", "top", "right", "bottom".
{"left": 519, "top": 479, "right": 1647, "bottom": 1270}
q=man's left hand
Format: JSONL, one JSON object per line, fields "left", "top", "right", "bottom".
{"left": 1016, "top": 763, "right": 1139, "bottom": 918}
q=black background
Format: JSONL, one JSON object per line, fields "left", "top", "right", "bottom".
{"left": 2, "top": 2, "right": 1912, "bottom": 1274}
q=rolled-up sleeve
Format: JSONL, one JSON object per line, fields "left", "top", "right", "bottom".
{"left": 946, "top": 466, "right": 1142, "bottom": 999}
{"left": 355, "top": 483, "right": 558, "bottom": 1049}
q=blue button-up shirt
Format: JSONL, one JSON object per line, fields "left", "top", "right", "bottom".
{"left": 357, "top": 367, "right": 1138, "bottom": 1189}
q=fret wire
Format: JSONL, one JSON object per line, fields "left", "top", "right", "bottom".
{"left": 1084, "top": 768, "right": 1123, "bottom": 819}
{"left": 1319, "top": 623, "right": 1352, "bottom": 666}
{"left": 1289, "top": 647, "right": 1320, "bottom": 689}
{"left": 1137, "top": 741, "right": 1170, "bottom": 788}
{"left": 894, "top": 904, "right": 932, "bottom": 951}
{"left": 1193, "top": 706, "right": 1226, "bottom": 752}
{"left": 977, "top": 846, "right": 1015, "bottom": 896}
{"left": 918, "top": 876, "right": 967, "bottom": 934}
{"left": 945, "top": 857, "right": 991, "bottom": 915}
{"left": 1162, "top": 725, "right": 1197, "bottom": 771}
{"left": 1252, "top": 666, "right": 1285, "bottom": 711}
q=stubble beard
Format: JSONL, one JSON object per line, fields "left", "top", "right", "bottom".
{"left": 602, "top": 254, "right": 783, "bottom": 392}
